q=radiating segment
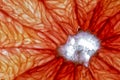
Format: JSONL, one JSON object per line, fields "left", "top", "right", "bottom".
{"left": 0, "top": 0, "right": 41, "bottom": 26}
{"left": 98, "top": 49, "right": 120, "bottom": 72}
{"left": 15, "top": 58, "right": 63, "bottom": 80}
{"left": 43, "top": 0, "right": 79, "bottom": 34}
{"left": 0, "top": 2, "right": 68, "bottom": 48}
{"left": 89, "top": 55, "right": 120, "bottom": 80}
{"left": 75, "top": 65, "right": 93, "bottom": 80}
{"left": 102, "top": 35, "right": 120, "bottom": 51}
{"left": 0, "top": 0, "right": 76, "bottom": 36}
{"left": 55, "top": 62, "right": 75, "bottom": 80}
{"left": 88, "top": 0, "right": 120, "bottom": 35}
{"left": 0, "top": 48, "right": 55, "bottom": 80}
{"left": 0, "top": 0, "right": 52, "bottom": 31}
{"left": 75, "top": 0, "right": 98, "bottom": 31}
{"left": 0, "top": 19, "right": 56, "bottom": 49}
{"left": 76, "top": 0, "right": 120, "bottom": 33}
{"left": 95, "top": 11, "right": 120, "bottom": 40}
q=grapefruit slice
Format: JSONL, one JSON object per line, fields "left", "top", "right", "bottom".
{"left": 0, "top": 0, "right": 119, "bottom": 80}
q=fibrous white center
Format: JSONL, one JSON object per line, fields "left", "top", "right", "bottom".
{"left": 58, "top": 31, "right": 100, "bottom": 67}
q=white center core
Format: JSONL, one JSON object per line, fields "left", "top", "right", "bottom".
{"left": 58, "top": 31, "right": 100, "bottom": 67}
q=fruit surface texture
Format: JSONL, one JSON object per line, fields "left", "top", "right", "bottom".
{"left": 0, "top": 0, "right": 120, "bottom": 80}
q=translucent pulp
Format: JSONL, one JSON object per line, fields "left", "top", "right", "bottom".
{"left": 58, "top": 31, "right": 100, "bottom": 67}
